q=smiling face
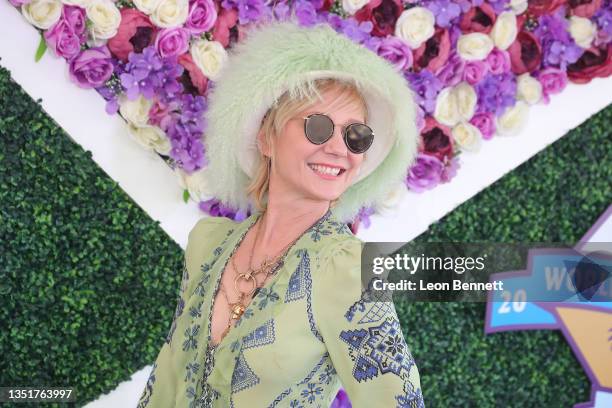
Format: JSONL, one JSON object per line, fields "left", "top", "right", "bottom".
{"left": 257, "top": 84, "right": 368, "bottom": 208}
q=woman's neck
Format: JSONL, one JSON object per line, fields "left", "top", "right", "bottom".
{"left": 255, "top": 200, "right": 330, "bottom": 250}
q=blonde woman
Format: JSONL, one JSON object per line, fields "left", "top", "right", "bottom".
{"left": 138, "top": 19, "right": 424, "bottom": 408}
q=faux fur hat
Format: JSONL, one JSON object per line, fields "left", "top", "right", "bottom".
{"left": 201, "top": 18, "right": 419, "bottom": 224}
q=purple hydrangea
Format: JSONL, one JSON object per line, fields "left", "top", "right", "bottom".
{"left": 199, "top": 198, "right": 250, "bottom": 221}
{"left": 295, "top": 0, "right": 318, "bottom": 27}
{"left": 475, "top": 72, "right": 517, "bottom": 117}
{"left": 534, "top": 7, "right": 584, "bottom": 69}
{"left": 221, "top": 0, "right": 267, "bottom": 25}
{"left": 594, "top": 1, "right": 612, "bottom": 44}
{"left": 425, "top": 0, "right": 462, "bottom": 28}
{"left": 119, "top": 46, "right": 184, "bottom": 103}
{"left": 405, "top": 69, "right": 444, "bottom": 115}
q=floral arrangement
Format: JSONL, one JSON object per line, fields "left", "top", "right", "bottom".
{"left": 8, "top": 0, "right": 612, "bottom": 236}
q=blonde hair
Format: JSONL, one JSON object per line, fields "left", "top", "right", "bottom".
{"left": 246, "top": 78, "right": 369, "bottom": 213}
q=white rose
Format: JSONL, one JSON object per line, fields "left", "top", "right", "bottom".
{"left": 509, "top": 0, "right": 528, "bottom": 15}
{"left": 569, "top": 16, "right": 596, "bottom": 49}
{"left": 61, "top": 0, "right": 92, "bottom": 7}
{"left": 190, "top": 39, "right": 228, "bottom": 81}
{"left": 378, "top": 184, "right": 407, "bottom": 214}
{"left": 496, "top": 101, "right": 529, "bottom": 136}
{"left": 457, "top": 32, "right": 494, "bottom": 60}
{"left": 126, "top": 123, "right": 171, "bottom": 155}
{"left": 452, "top": 122, "right": 482, "bottom": 152}
{"left": 490, "top": 11, "right": 517, "bottom": 50}
{"left": 132, "top": 0, "right": 162, "bottom": 14}
{"left": 453, "top": 82, "right": 477, "bottom": 122}
{"left": 151, "top": 0, "right": 189, "bottom": 28}
{"left": 21, "top": 0, "right": 62, "bottom": 30}
{"left": 516, "top": 73, "right": 542, "bottom": 105}
{"left": 394, "top": 7, "right": 435, "bottom": 49}
{"left": 86, "top": 0, "right": 121, "bottom": 40}
{"left": 119, "top": 95, "right": 153, "bottom": 127}
{"left": 341, "top": 0, "right": 369, "bottom": 15}
{"left": 433, "top": 87, "right": 460, "bottom": 127}
{"left": 175, "top": 167, "right": 214, "bottom": 202}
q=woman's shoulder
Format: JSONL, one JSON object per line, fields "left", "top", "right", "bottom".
{"left": 185, "top": 215, "right": 237, "bottom": 260}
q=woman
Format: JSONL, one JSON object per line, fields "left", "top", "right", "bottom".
{"left": 138, "top": 18, "right": 423, "bottom": 408}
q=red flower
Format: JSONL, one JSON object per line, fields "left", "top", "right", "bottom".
{"left": 107, "top": 8, "right": 156, "bottom": 61}
{"left": 354, "top": 0, "right": 403, "bottom": 37}
{"left": 567, "top": 44, "right": 612, "bottom": 84}
{"left": 569, "top": 0, "right": 602, "bottom": 18}
{"left": 459, "top": 3, "right": 497, "bottom": 34}
{"left": 212, "top": 6, "right": 238, "bottom": 48}
{"left": 527, "top": 0, "right": 567, "bottom": 17}
{"left": 418, "top": 117, "right": 454, "bottom": 162}
{"left": 178, "top": 53, "right": 209, "bottom": 95}
{"left": 508, "top": 31, "right": 542, "bottom": 74}
{"left": 413, "top": 27, "right": 451, "bottom": 73}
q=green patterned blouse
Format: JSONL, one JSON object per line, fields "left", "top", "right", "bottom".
{"left": 137, "top": 208, "right": 424, "bottom": 408}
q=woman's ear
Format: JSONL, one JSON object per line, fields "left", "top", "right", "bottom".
{"left": 257, "top": 128, "right": 272, "bottom": 158}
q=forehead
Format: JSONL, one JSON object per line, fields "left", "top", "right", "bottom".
{"left": 301, "top": 87, "right": 366, "bottom": 121}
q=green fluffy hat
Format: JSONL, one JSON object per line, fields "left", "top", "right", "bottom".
{"left": 201, "top": 18, "right": 419, "bottom": 224}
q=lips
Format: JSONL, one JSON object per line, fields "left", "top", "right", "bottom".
{"left": 308, "top": 163, "right": 346, "bottom": 176}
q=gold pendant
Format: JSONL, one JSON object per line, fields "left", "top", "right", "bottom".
{"left": 229, "top": 302, "right": 246, "bottom": 320}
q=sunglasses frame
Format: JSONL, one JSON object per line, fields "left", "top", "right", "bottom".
{"left": 302, "top": 113, "right": 375, "bottom": 154}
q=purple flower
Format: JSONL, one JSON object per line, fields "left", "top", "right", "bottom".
{"left": 377, "top": 35, "right": 413, "bottom": 72}
{"left": 330, "top": 388, "right": 352, "bottom": 408}
{"left": 469, "top": 112, "right": 496, "bottom": 140}
{"left": 8, "top": 0, "right": 31, "bottom": 6}
{"left": 426, "top": 0, "right": 462, "bottom": 28}
{"left": 44, "top": 19, "right": 81, "bottom": 60}
{"left": 199, "top": 198, "right": 250, "bottom": 221}
{"left": 355, "top": 206, "right": 375, "bottom": 229}
{"left": 221, "top": 0, "right": 266, "bottom": 25}
{"left": 95, "top": 58, "right": 127, "bottom": 114}
{"left": 69, "top": 46, "right": 114, "bottom": 89}
{"left": 463, "top": 60, "right": 488, "bottom": 85}
{"left": 62, "top": 5, "right": 86, "bottom": 41}
{"left": 295, "top": 0, "right": 318, "bottom": 27}
{"left": 120, "top": 46, "right": 184, "bottom": 102}
{"left": 405, "top": 69, "right": 444, "bottom": 115}
{"left": 185, "top": 0, "right": 218, "bottom": 35}
{"left": 155, "top": 27, "right": 190, "bottom": 58}
{"left": 594, "top": 2, "right": 612, "bottom": 46}
{"left": 406, "top": 153, "right": 446, "bottom": 192}
{"left": 271, "top": 1, "right": 291, "bottom": 21}
{"left": 485, "top": 48, "right": 510, "bottom": 75}
{"left": 441, "top": 155, "right": 460, "bottom": 182}
{"left": 436, "top": 52, "right": 465, "bottom": 87}
{"left": 537, "top": 67, "right": 568, "bottom": 104}
{"left": 534, "top": 7, "right": 584, "bottom": 69}
{"left": 475, "top": 72, "right": 517, "bottom": 117}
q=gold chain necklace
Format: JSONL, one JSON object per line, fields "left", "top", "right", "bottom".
{"left": 216, "top": 212, "right": 301, "bottom": 342}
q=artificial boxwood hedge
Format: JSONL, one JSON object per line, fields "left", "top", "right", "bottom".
{"left": 1, "top": 61, "right": 610, "bottom": 407}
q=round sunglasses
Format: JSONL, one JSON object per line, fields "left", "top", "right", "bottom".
{"left": 301, "top": 113, "right": 374, "bottom": 154}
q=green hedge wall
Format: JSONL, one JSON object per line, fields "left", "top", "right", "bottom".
{"left": 0, "top": 61, "right": 610, "bottom": 407}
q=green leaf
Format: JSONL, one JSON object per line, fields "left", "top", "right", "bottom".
{"left": 183, "top": 188, "right": 190, "bottom": 203}
{"left": 35, "top": 32, "right": 47, "bottom": 62}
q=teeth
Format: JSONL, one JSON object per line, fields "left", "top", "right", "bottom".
{"left": 309, "top": 164, "right": 341, "bottom": 176}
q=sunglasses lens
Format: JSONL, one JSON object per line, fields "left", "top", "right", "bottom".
{"left": 305, "top": 114, "right": 333, "bottom": 144}
{"left": 345, "top": 123, "right": 374, "bottom": 153}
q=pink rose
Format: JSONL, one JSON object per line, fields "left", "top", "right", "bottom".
{"left": 44, "top": 19, "right": 81, "bottom": 60}
{"left": 469, "top": 112, "right": 496, "bottom": 140}
{"left": 107, "top": 8, "right": 156, "bottom": 61}
{"left": 377, "top": 35, "right": 413, "bottom": 72}
{"left": 185, "top": 0, "right": 218, "bottom": 35}
{"left": 178, "top": 53, "right": 209, "bottom": 95}
{"left": 62, "top": 5, "right": 86, "bottom": 40}
{"left": 463, "top": 60, "right": 488, "bottom": 85}
{"left": 69, "top": 46, "right": 114, "bottom": 89}
{"left": 155, "top": 27, "right": 189, "bottom": 58}
{"left": 537, "top": 67, "right": 568, "bottom": 104}
{"left": 486, "top": 48, "right": 511, "bottom": 75}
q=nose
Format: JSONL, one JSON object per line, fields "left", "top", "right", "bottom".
{"left": 322, "top": 126, "right": 347, "bottom": 156}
